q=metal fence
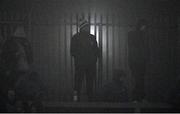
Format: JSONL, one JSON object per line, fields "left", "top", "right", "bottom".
{"left": 0, "top": 1, "right": 178, "bottom": 101}
{"left": 29, "top": 10, "right": 130, "bottom": 101}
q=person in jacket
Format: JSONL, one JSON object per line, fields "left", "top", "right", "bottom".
{"left": 0, "top": 26, "right": 33, "bottom": 105}
{"left": 70, "top": 18, "right": 99, "bottom": 101}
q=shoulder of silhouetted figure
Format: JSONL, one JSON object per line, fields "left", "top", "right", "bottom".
{"left": 73, "top": 32, "right": 81, "bottom": 37}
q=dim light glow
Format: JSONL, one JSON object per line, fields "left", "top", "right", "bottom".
{"left": 90, "top": 25, "right": 95, "bottom": 35}
{"left": 90, "top": 25, "right": 99, "bottom": 44}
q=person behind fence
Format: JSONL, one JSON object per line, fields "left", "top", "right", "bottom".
{"left": 0, "top": 26, "right": 34, "bottom": 111}
{"left": 70, "top": 17, "right": 99, "bottom": 101}
{"left": 0, "top": 26, "right": 33, "bottom": 92}
{"left": 96, "top": 70, "right": 129, "bottom": 102}
{"left": 128, "top": 19, "right": 150, "bottom": 102}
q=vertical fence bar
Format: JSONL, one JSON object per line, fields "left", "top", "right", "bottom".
{"left": 98, "top": 14, "right": 103, "bottom": 88}
{"left": 3, "top": 11, "right": 7, "bottom": 39}
{"left": 101, "top": 13, "right": 106, "bottom": 86}
{"left": 106, "top": 11, "right": 109, "bottom": 82}
{"left": 4, "top": 24, "right": 7, "bottom": 40}
{"left": 70, "top": 12, "right": 74, "bottom": 92}
{"left": 66, "top": 12, "right": 71, "bottom": 94}
{"left": 88, "top": 11, "right": 91, "bottom": 24}
{"left": 28, "top": 9, "right": 32, "bottom": 42}
{"left": 60, "top": 15, "right": 66, "bottom": 101}
{"left": 64, "top": 13, "right": 67, "bottom": 88}
{"left": 58, "top": 19, "right": 62, "bottom": 101}
{"left": 94, "top": 13, "right": 97, "bottom": 37}
{"left": 112, "top": 12, "right": 115, "bottom": 78}
{"left": 76, "top": 13, "right": 79, "bottom": 33}
{"left": 3, "top": 11, "right": 6, "bottom": 22}
{"left": 108, "top": 12, "right": 113, "bottom": 82}
{"left": 118, "top": 13, "right": 121, "bottom": 69}
{"left": 94, "top": 12, "right": 98, "bottom": 88}
{"left": 0, "top": 11, "right": 2, "bottom": 22}
{"left": 10, "top": 11, "right": 14, "bottom": 37}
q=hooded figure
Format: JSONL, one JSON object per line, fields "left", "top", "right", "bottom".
{"left": 70, "top": 17, "right": 99, "bottom": 101}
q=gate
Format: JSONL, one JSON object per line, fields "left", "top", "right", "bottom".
{"left": 0, "top": 0, "right": 178, "bottom": 102}
{"left": 29, "top": 4, "right": 130, "bottom": 100}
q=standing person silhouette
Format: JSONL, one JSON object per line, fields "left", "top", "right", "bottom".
{"left": 0, "top": 26, "right": 34, "bottom": 111}
{"left": 128, "top": 19, "right": 150, "bottom": 102}
{"left": 70, "top": 17, "right": 99, "bottom": 102}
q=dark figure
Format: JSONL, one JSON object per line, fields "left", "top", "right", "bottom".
{"left": 0, "top": 26, "right": 33, "bottom": 112}
{"left": 70, "top": 18, "right": 99, "bottom": 101}
{"left": 96, "top": 70, "right": 129, "bottom": 102}
{"left": 0, "top": 26, "right": 33, "bottom": 93}
{"left": 128, "top": 19, "right": 150, "bottom": 102}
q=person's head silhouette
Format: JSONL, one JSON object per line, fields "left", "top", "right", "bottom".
{"left": 79, "top": 17, "right": 90, "bottom": 33}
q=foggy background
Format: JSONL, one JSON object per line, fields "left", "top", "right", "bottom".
{"left": 0, "top": 0, "right": 179, "bottom": 103}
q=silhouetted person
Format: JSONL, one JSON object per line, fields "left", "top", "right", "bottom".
{"left": 96, "top": 70, "right": 129, "bottom": 102}
{"left": 128, "top": 19, "right": 150, "bottom": 102}
{"left": 70, "top": 18, "right": 99, "bottom": 101}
